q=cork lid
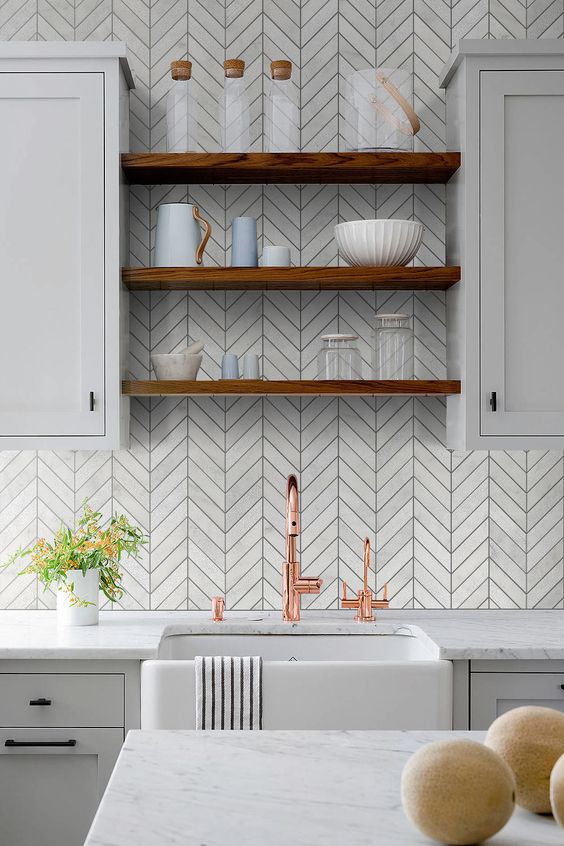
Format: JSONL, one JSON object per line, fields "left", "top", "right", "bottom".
{"left": 171, "top": 60, "right": 192, "bottom": 80}
{"left": 271, "top": 60, "right": 292, "bottom": 80}
{"left": 224, "top": 59, "right": 245, "bottom": 78}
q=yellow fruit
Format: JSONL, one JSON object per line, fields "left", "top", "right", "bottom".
{"left": 485, "top": 706, "right": 564, "bottom": 814}
{"left": 401, "top": 739, "right": 515, "bottom": 845}
{"left": 550, "top": 752, "right": 564, "bottom": 825}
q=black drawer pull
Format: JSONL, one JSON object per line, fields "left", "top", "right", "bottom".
{"left": 29, "top": 698, "right": 51, "bottom": 706}
{"left": 5, "top": 739, "right": 76, "bottom": 748}
{"left": 560, "top": 684, "right": 564, "bottom": 691}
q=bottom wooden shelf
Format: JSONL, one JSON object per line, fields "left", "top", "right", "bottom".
{"left": 122, "top": 379, "right": 461, "bottom": 397}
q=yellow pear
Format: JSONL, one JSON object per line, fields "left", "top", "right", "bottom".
{"left": 486, "top": 706, "right": 564, "bottom": 814}
{"left": 401, "top": 739, "right": 515, "bottom": 845}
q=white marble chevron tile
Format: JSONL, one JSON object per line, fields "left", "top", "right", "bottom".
{"left": 490, "top": 0, "right": 526, "bottom": 38}
{"left": 225, "top": 397, "right": 263, "bottom": 608}
{"left": 0, "top": 452, "right": 38, "bottom": 608}
{"left": 149, "top": 397, "right": 187, "bottom": 608}
{"left": 376, "top": 397, "right": 414, "bottom": 608}
{"left": 489, "top": 451, "right": 526, "bottom": 609}
{"left": 187, "top": 291, "right": 226, "bottom": 380}
{"left": 75, "top": 0, "right": 111, "bottom": 41}
{"left": 38, "top": 0, "right": 73, "bottom": 40}
{"left": 188, "top": 0, "right": 224, "bottom": 151}
{"left": 414, "top": 290, "right": 446, "bottom": 380}
{"left": 527, "top": 0, "right": 564, "bottom": 38}
{"left": 0, "top": 0, "right": 36, "bottom": 39}
{"left": 187, "top": 398, "right": 226, "bottom": 609}
{"left": 414, "top": 398, "right": 450, "bottom": 608}
{"left": 74, "top": 451, "right": 113, "bottom": 523}
{"left": 301, "top": 0, "right": 338, "bottom": 151}
{"left": 527, "top": 451, "right": 564, "bottom": 608}
{"left": 451, "top": 0, "right": 489, "bottom": 43}
{"left": 263, "top": 184, "right": 300, "bottom": 262}
{"left": 451, "top": 451, "right": 489, "bottom": 608}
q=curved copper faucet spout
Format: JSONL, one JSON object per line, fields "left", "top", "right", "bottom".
{"left": 363, "top": 536, "right": 371, "bottom": 593}
{"left": 282, "top": 473, "right": 322, "bottom": 622}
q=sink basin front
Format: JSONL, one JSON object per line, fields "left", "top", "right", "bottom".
{"left": 158, "top": 632, "right": 434, "bottom": 661}
{"left": 142, "top": 627, "right": 452, "bottom": 731}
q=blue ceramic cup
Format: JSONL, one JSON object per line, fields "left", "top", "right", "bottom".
{"left": 221, "top": 354, "right": 239, "bottom": 379}
{"left": 231, "top": 217, "right": 258, "bottom": 267}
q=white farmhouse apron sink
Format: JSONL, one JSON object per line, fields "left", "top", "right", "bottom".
{"left": 141, "top": 626, "right": 452, "bottom": 731}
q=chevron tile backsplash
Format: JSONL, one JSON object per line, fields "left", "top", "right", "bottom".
{"left": 1, "top": 0, "right": 563, "bottom": 610}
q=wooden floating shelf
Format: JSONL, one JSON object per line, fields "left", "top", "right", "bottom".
{"left": 122, "top": 265, "right": 460, "bottom": 292}
{"left": 122, "top": 379, "right": 461, "bottom": 397}
{"left": 121, "top": 152, "right": 461, "bottom": 185}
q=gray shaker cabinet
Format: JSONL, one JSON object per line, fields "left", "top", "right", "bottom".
{"left": 470, "top": 667, "right": 564, "bottom": 729}
{"left": 441, "top": 41, "right": 564, "bottom": 449}
{"left": 0, "top": 728, "right": 122, "bottom": 846}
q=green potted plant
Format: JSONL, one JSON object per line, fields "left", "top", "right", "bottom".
{"left": 4, "top": 502, "right": 146, "bottom": 626}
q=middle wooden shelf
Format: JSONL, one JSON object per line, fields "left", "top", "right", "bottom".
{"left": 122, "top": 265, "right": 460, "bottom": 292}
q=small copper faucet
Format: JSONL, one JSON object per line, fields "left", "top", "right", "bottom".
{"left": 341, "top": 537, "right": 389, "bottom": 622}
{"left": 211, "top": 596, "right": 225, "bottom": 622}
{"left": 282, "top": 474, "right": 323, "bottom": 622}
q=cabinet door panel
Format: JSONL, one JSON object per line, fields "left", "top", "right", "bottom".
{"left": 0, "top": 72, "right": 104, "bottom": 437}
{"left": 480, "top": 70, "right": 564, "bottom": 437}
{"left": 0, "top": 727, "right": 122, "bottom": 846}
{"left": 471, "top": 672, "right": 564, "bottom": 729}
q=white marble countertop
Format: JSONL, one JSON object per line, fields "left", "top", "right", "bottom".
{"left": 0, "top": 608, "right": 564, "bottom": 660}
{"left": 85, "top": 729, "right": 561, "bottom": 846}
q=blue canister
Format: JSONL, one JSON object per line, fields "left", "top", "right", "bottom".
{"left": 230, "top": 217, "right": 258, "bottom": 267}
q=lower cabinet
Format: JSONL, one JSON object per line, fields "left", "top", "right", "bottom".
{"left": 471, "top": 671, "right": 564, "bottom": 729}
{"left": 0, "top": 728, "right": 123, "bottom": 846}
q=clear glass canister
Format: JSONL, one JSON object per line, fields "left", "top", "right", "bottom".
{"left": 372, "top": 314, "right": 413, "bottom": 379}
{"left": 219, "top": 59, "right": 251, "bottom": 153}
{"left": 166, "top": 60, "right": 200, "bottom": 152}
{"left": 317, "top": 334, "right": 363, "bottom": 380}
{"left": 265, "top": 60, "right": 299, "bottom": 152}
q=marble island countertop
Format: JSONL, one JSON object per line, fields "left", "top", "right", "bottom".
{"left": 84, "top": 729, "right": 561, "bottom": 846}
{"left": 0, "top": 609, "right": 563, "bottom": 660}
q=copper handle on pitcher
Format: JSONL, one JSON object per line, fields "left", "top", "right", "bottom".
{"left": 192, "top": 205, "right": 212, "bottom": 265}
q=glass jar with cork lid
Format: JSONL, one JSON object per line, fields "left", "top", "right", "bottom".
{"left": 219, "top": 59, "right": 251, "bottom": 152}
{"left": 166, "top": 60, "right": 200, "bottom": 152}
{"left": 265, "top": 60, "right": 299, "bottom": 152}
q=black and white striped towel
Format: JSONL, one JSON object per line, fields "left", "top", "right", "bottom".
{"left": 195, "top": 656, "right": 263, "bottom": 730}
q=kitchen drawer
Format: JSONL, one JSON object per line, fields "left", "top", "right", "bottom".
{"left": 0, "top": 674, "right": 124, "bottom": 727}
{"left": 471, "top": 672, "right": 564, "bottom": 729}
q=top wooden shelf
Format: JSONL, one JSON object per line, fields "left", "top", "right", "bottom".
{"left": 121, "top": 152, "right": 461, "bottom": 185}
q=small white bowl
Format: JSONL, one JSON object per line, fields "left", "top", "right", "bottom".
{"left": 151, "top": 353, "right": 202, "bottom": 381}
{"left": 334, "top": 219, "right": 424, "bottom": 267}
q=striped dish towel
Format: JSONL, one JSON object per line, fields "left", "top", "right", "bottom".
{"left": 195, "top": 656, "right": 263, "bottom": 730}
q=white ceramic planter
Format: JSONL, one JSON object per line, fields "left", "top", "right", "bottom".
{"left": 56, "top": 569, "right": 100, "bottom": 627}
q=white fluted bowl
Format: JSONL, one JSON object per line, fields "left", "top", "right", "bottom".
{"left": 334, "top": 219, "right": 424, "bottom": 267}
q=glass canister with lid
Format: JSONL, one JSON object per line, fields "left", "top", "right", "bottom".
{"left": 317, "top": 334, "right": 363, "bottom": 380}
{"left": 372, "top": 313, "right": 413, "bottom": 379}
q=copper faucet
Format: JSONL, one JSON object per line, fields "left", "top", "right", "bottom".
{"left": 341, "top": 537, "right": 389, "bottom": 622}
{"left": 282, "top": 475, "right": 323, "bottom": 622}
